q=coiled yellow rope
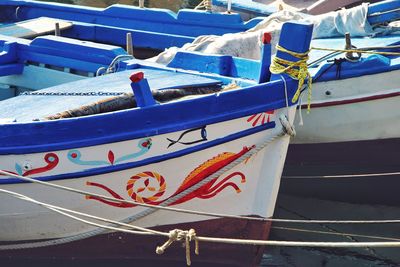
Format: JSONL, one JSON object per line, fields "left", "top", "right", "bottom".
{"left": 270, "top": 44, "right": 312, "bottom": 112}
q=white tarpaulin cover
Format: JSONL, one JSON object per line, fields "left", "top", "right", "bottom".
{"left": 150, "top": 3, "right": 398, "bottom": 64}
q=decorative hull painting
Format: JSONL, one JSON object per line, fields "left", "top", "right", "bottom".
{"left": 0, "top": 107, "right": 293, "bottom": 244}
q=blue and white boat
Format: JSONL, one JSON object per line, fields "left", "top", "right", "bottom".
{"left": 176, "top": 0, "right": 400, "bottom": 207}
{"left": 278, "top": 0, "right": 400, "bottom": 206}
{"left": 0, "top": 20, "right": 313, "bottom": 266}
{"left": 0, "top": 0, "right": 265, "bottom": 95}
{"left": 0, "top": 0, "right": 263, "bottom": 56}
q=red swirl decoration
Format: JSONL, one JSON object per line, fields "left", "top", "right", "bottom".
{"left": 24, "top": 153, "right": 59, "bottom": 176}
{"left": 85, "top": 146, "right": 252, "bottom": 208}
{"left": 1, "top": 153, "right": 59, "bottom": 177}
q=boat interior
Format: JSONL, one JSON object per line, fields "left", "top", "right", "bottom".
{"left": 0, "top": 0, "right": 266, "bottom": 99}
{"left": 0, "top": 0, "right": 400, "bottom": 123}
{"left": 0, "top": 1, "right": 270, "bottom": 123}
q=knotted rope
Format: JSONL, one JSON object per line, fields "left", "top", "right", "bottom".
{"left": 156, "top": 229, "right": 199, "bottom": 266}
{"left": 270, "top": 44, "right": 312, "bottom": 112}
{"left": 311, "top": 46, "right": 400, "bottom": 56}
{"left": 195, "top": 0, "right": 212, "bottom": 11}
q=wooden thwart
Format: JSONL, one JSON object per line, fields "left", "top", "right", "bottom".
{"left": 0, "top": 17, "right": 72, "bottom": 38}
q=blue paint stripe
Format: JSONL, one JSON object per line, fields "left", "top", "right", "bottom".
{"left": 0, "top": 82, "right": 294, "bottom": 154}
{"left": 0, "top": 121, "right": 275, "bottom": 184}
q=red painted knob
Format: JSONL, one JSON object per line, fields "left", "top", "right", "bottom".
{"left": 130, "top": 72, "right": 144, "bottom": 83}
{"left": 262, "top": 32, "right": 272, "bottom": 44}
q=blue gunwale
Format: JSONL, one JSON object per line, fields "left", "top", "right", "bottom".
{"left": 0, "top": 121, "right": 275, "bottom": 184}
{"left": 0, "top": 0, "right": 263, "bottom": 36}
{"left": 0, "top": 73, "right": 296, "bottom": 154}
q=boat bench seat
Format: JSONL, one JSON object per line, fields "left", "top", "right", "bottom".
{"left": 0, "top": 34, "right": 127, "bottom": 74}
{"left": 167, "top": 51, "right": 263, "bottom": 81}
{"left": 0, "top": 17, "right": 72, "bottom": 38}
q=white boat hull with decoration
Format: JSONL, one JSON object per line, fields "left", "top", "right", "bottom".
{"left": 0, "top": 21, "right": 314, "bottom": 266}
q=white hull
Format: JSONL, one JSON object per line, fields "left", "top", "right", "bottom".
{"left": 294, "top": 69, "right": 400, "bottom": 144}
{"left": 0, "top": 107, "right": 294, "bottom": 242}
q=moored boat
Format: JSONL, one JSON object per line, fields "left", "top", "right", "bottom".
{"left": 0, "top": 0, "right": 264, "bottom": 58}
{"left": 0, "top": 22, "right": 313, "bottom": 266}
{"left": 211, "top": 0, "right": 385, "bottom": 19}
{"left": 281, "top": 31, "right": 400, "bottom": 206}
{"left": 158, "top": 0, "right": 400, "bottom": 207}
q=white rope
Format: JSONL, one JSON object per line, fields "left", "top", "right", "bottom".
{"left": 283, "top": 171, "right": 400, "bottom": 179}
{"left": 0, "top": 127, "right": 286, "bottom": 219}
{"left": 308, "top": 45, "right": 400, "bottom": 67}
{"left": 195, "top": 0, "right": 212, "bottom": 11}
{"left": 99, "top": 118, "right": 291, "bottom": 228}
{"left": 0, "top": 120, "right": 289, "bottom": 249}
{"left": 195, "top": 237, "right": 400, "bottom": 248}
{"left": 3, "top": 188, "right": 400, "bottom": 254}
{"left": 0, "top": 189, "right": 164, "bottom": 236}
{"left": 272, "top": 226, "right": 400, "bottom": 242}
{"left": 1, "top": 168, "right": 400, "bottom": 225}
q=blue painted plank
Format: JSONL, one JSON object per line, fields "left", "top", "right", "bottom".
{"left": 368, "top": 9, "right": 400, "bottom": 24}
{"left": 65, "top": 23, "right": 195, "bottom": 50}
{"left": 368, "top": 0, "right": 400, "bottom": 14}
{"left": 212, "top": 0, "right": 277, "bottom": 16}
{"left": 0, "top": 41, "right": 18, "bottom": 64}
{"left": 0, "top": 63, "right": 23, "bottom": 76}
{"left": 168, "top": 52, "right": 233, "bottom": 76}
{"left": 0, "top": 34, "right": 128, "bottom": 73}
{"left": 0, "top": 0, "right": 257, "bottom": 37}
{"left": 167, "top": 51, "right": 263, "bottom": 81}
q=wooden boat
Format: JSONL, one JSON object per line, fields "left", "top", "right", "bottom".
{"left": 0, "top": 0, "right": 265, "bottom": 94}
{"left": 202, "top": 0, "right": 400, "bottom": 207}
{"left": 211, "top": 0, "right": 385, "bottom": 19}
{"left": 0, "top": 22, "right": 313, "bottom": 266}
{"left": 0, "top": 0, "right": 264, "bottom": 58}
{"left": 280, "top": 0, "right": 400, "bottom": 206}
{"left": 281, "top": 34, "right": 400, "bottom": 206}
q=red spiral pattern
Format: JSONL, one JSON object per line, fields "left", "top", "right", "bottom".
{"left": 126, "top": 171, "right": 166, "bottom": 204}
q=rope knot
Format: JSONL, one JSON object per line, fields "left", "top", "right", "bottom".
{"left": 156, "top": 229, "right": 199, "bottom": 266}
{"left": 270, "top": 44, "right": 312, "bottom": 112}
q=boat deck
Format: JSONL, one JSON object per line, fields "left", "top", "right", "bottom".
{"left": 0, "top": 67, "right": 222, "bottom": 123}
{"left": 310, "top": 34, "right": 400, "bottom": 64}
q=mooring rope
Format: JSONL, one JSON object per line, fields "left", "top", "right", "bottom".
{"left": 0, "top": 117, "right": 292, "bottom": 251}
{"left": 272, "top": 226, "right": 400, "bottom": 242}
{"left": 308, "top": 44, "right": 400, "bottom": 67}
{"left": 195, "top": 0, "right": 212, "bottom": 11}
{"left": 1, "top": 150, "right": 400, "bottom": 226}
{"left": 270, "top": 44, "right": 312, "bottom": 112}
{"left": 311, "top": 46, "right": 400, "bottom": 56}
{"left": 3, "top": 187, "right": 400, "bottom": 267}
{"left": 283, "top": 171, "right": 400, "bottom": 179}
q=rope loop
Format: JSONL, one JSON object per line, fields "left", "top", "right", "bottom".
{"left": 195, "top": 0, "right": 212, "bottom": 11}
{"left": 156, "top": 229, "right": 199, "bottom": 266}
{"left": 270, "top": 44, "right": 312, "bottom": 112}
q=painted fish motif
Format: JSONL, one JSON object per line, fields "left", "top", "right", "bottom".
{"left": 167, "top": 126, "right": 207, "bottom": 148}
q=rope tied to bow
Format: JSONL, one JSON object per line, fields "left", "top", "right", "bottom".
{"left": 156, "top": 229, "right": 199, "bottom": 266}
{"left": 270, "top": 44, "right": 312, "bottom": 112}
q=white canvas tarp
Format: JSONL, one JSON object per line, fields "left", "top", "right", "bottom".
{"left": 150, "top": 3, "right": 399, "bottom": 64}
